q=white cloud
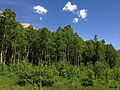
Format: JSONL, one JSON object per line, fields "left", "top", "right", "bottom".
{"left": 40, "top": 17, "right": 43, "bottom": 20}
{"left": 63, "top": 1, "right": 77, "bottom": 12}
{"left": 73, "top": 18, "right": 79, "bottom": 23}
{"left": 77, "top": 9, "right": 87, "bottom": 19}
{"left": 34, "top": 5, "right": 47, "bottom": 15}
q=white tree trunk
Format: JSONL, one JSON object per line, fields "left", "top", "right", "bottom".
{"left": 0, "top": 52, "right": 2, "bottom": 64}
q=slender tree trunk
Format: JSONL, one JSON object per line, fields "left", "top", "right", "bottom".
{"left": 11, "top": 53, "right": 13, "bottom": 64}
{"left": 26, "top": 45, "right": 30, "bottom": 60}
{"left": 18, "top": 54, "right": 19, "bottom": 63}
{"left": 0, "top": 51, "right": 3, "bottom": 64}
{"left": 14, "top": 48, "right": 16, "bottom": 64}
{"left": 0, "top": 43, "right": 3, "bottom": 64}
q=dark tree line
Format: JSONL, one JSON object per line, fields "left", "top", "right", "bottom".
{"left": 0, "top": 8, "right": 119, "bottom": 68}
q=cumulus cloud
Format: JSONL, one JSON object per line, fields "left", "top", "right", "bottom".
{"left": 34, "top": 5, "right": 47, "bottom": 15}
{"left": 40, "top": 17, "right": 43, "bottom": 20}
{"left": 73, "top": 18, "right": 79, "bottom": 23}
{"left": 77, "top": 9, "right": 87, "bottom": 19}
{"left": 62, "top": 1, "right": 88, "bottom": 23}
{"left": 63, "top": 1, "right": 77, "bottom": 12}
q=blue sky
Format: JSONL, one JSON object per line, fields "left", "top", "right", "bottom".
{"left": 0, "top": 0, "right": 120, "bottom": 50}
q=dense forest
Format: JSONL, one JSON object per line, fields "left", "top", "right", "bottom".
{"left": 0, "top": 8, "right": 120, "bottom": 89}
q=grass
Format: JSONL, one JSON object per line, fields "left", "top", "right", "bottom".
{"left": 0, "top": 62, "right": 120, "bottom": 90}
{"left": 0, "top": 75, "right": 33, "bottom": 90}
{"left": 0, "top": 75, "right": 118, "bottom": 90}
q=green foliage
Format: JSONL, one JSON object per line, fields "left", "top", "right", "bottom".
{"left": 15, "top": 61, "right": 57, "bottom": 86}
{"left": 111, "top": 67, "right": 120, "bottom": 81}
{"left": 0, "top": 60, "right": 120, "bottom": 89}
{"left": 0, "top": 8, "right": 119, "bottom": 69}
{"left": 81, "top": 78, "right": 94, "bottom": 87}
{"left": 107, "top": 80, "right": 119, "bottom": 88}
{"left": 93, "top": 61, "right": 108, "bottom": 80}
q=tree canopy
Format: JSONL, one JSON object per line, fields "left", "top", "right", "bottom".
{"left": 0, "top": 8, "right": 119, "bottom": 68}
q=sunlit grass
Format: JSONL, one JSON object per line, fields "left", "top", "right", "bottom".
{"left": 0, "top": 75, "right": 118, "bottom": 90}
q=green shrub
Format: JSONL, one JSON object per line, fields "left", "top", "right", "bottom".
{"left": 93, "top": 61, "right": 108, "bottom": 80}
{"left": 108, "top": 80, "right": 119, "bottom": 88}
{"left": 15, "top": 61, "right": 57, "bottom": 86}
{"left": 81, "top": 78, "right": 94, "bottom": 87}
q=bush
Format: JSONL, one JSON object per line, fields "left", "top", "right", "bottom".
{"left": 108, "top": 80, "right": 118, "bottom": 88}
{"left": 1, "top": 60, "right": 120, "bottom": 88}
{"left": 93, "top": 61, "right": 108, "bottom": 80}
{"left": 16, "top": 61, "right": 57, "bottom": 86}
{"left": 81, "top": 78, "right": 94, "bottom": 87}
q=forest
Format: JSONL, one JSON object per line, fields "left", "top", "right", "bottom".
{"left": 0, "top": 8, "right": 120, "bottom": 89}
